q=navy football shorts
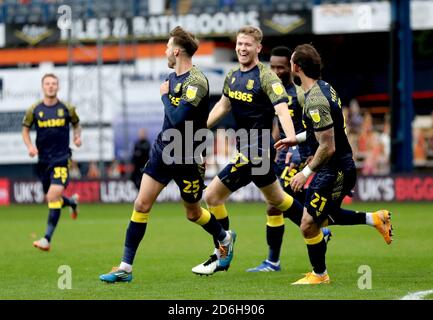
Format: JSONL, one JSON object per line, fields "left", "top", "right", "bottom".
{"left": 37, "top": 160, "right": 70, "bottom": 194}
{"left": 305, "top": 167, "right": 356, "bottom": 225}
{"left": 217, "top": 150, "right": 277, "bottom": 192}
{"left": 142, "top": 144, "right": 205, "bottom": 204}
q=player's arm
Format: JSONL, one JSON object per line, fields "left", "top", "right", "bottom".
{"left": 161, "top": 95, "right": 195, "bottom": 127}
{"left": 274, "top": 102, "right": 296, "bottom": 145}
{"left": 290, "top": 99, "right": 334, "bottom": 192}
{"left": 22, "top": 126, "right": 38, "bottom": 157}
{"left": 261, "top": 70, "right": 296, "bottom": 149}
{"left": 271, "top": 117, "right": 280, "bottom": 141}
{"left": 72, "top": 123, "right": 82, "bottom": 147}
{"left": 277, "top": 130, "right": 307, "bottom": 149}
{"left": 160, "top": 79, "right": 206, "bottom": 127}
{"left": 67, "top": 104, "right": 82, "bottom": 147}
{"left": 21, "top": 106, "right": 38, "bottom": 157}
{"left": 308, "top": 128, "right": 335, "bottom": 171}
{"left": 290, "top": 128, "right": 335, "bottom": 193}
{"left": 207, "top": 69, "right": 233, "bottom": 129}
{"left": 207, "top": 95, "right": 231, "bottom": 129}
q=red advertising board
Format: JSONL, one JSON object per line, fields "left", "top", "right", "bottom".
{"left": 0, "top": 178, "right": 10, "bottom": 205}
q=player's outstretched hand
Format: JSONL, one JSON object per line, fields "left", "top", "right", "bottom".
{"left": 28, "top": 145, "right": 38, "bottom": 158}
{"left": 274, "top": 137, "right": 296, "bottom": 151}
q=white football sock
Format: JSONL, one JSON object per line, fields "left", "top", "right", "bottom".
{"left": 366, "top": 212, "right": 374, "bottom": 226}
{"left": 119, "top": 262, "right": 132, "bottom": 273}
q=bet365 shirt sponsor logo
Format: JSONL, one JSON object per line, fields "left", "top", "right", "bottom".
{"left": 228, "top": 88, "right": 253, "bottom": 102}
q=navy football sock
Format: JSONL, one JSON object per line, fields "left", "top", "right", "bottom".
{"left": 122, "top": 221, "right": 147, "bottom": 265}
{"left": 44, "top": 208, "right": 61, "bottom": 242}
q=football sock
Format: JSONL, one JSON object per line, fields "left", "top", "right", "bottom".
{"left": 278, "top": 193, "right": 303, "bottom": 226}
{"left": 329, "top": 208, "right": 367, "bottom": 225}
{"left": 44, "top": 201, "right": 62, "bottom": 242}
{"left": 266, "top": 214, "right": 284, "bottom": 263}
{"left": 195, "top": 208, "right": 227, "bottom": 243}
{"left": 365, "top": 212, "right": 374, "bottom": 226}
{"left": 61, "top": 196, "right": 73, "bottom": 208}
{"left": 208, "top": 205, "right": 229, "bottom": 249}
{"left": 313, "top": 269, "right": 327, "bottom": 277}
{"left": 122, "top": 210, "right": 149, "bottom": 265}
{"left": 266, "top": 260, "right": 280, "bottom": 266}
{"left": 305, "top": 231, "right": 327, "bottom": 274}
{"left": 119, "top": 262, "right": 132, "bottom": 273}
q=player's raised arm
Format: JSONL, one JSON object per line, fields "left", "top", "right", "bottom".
{"left": 207, "top": 95, "right": 231, "bottom": 129}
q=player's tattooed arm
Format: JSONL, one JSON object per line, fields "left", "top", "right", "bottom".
{"left": 308, "top": 127, "right": 335, "bottom": 172}
{"left": 289, "top": 127, "right": 335, "bottom": 192}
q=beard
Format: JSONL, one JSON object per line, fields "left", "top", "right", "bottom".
{"left": 44, "top": 92, "right": 57, "bottom": 99}
{"left": 293, "top": 75, "right": 302, "bottom": 86}
{"left": 167, "top": 56, "right": 175, "bottom": 69}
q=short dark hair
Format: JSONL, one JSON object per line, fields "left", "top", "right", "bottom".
{"left": 293, "top": 44, "right": 322, "bottom": 80}
{"left": 270, "top": 46, "right": 292, "bottom": 60}
{"left": 169, "top": 26, "right": 199, "bottom": 57}
{"left": 41, "top": 73, "right": 59, "bottom": 84}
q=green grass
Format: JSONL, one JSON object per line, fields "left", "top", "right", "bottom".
{"left": 1, "top": 202, "right": 432, "bottom": 300}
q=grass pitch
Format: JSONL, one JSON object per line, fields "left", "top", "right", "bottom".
{"left": 1, "top": 202, "right": 432, "bottom": 300}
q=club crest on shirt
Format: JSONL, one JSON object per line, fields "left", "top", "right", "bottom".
{"left": 38, "top": 111, "right": 44, "bottom": 118}
{"left": 174, "top": 82, "right": 181, "bottom": 93}
{"left": 186, "top": 85, "right": 198, "bottom": 100}
{"left": 271, "top": 82, "right": 284, "bottom": 95}
{"left": 57, "top": 108, "right": 64, "bottom": 117}
{"left": 246, "top": 79, "right": 254, "bottom": 90}
{"left": 309, "top": 109, "right": 321, "bottom": 123}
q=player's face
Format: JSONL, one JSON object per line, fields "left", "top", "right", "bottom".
{"left": 166, "top": 37, "right": 177, "bottom": 69}
{"left": 42, "top": 76, "right": 59, "bottom": 98}
{"left": 270, "top": 55, "right": 291, "bottom": 82}
{"left": 236, "top": 34, "right": 261, "bottom": 68}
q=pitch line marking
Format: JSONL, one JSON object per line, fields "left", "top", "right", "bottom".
{"left": 400, "top": 289, "right": 433, "bottom": 300}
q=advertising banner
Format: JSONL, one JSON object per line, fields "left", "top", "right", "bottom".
{"left": 8, "top": 178, "right": 265, "bottom": 204}
{"left": 5, "top": 22, "right": 61, "bottom": 47}
{"left": 5, "top": 175, "right": 433, "bottom": 204}
{"left": 57, "top": 10, "right": 311, "bottom": 43}
{"left": 0, "top": 178, "right": 10, "bottom": 205}
{"left": 354, "top": 175, "right": 433, "bottom": 202}
{"left": 313, "top": 1, "right": 433, "bottom": 34}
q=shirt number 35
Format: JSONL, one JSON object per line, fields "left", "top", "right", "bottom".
{"left": 53, "top": 167, "right": 68, "bottom": 184}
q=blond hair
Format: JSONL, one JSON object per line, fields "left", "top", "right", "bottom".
{"left": 236, "top": 26, "right": 263, "bottom": 43}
